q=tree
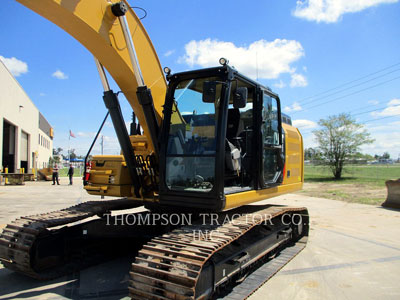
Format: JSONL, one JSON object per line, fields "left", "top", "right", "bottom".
{"left": 69, "top": 148, "right": 77, "bottom": 160}
{"left": 53, "top": 147, "right": 63, "bottom": 155}
{"left": 374, "top": 152, "right": 391, "bottom": 160}
{"left": 48, "top": 155, "right": 60, "bottom": 166}
{"left": 350, "top": 152, "right": 374, "bottom": 160}
{"left": 304, "top": 147, "right": 323, "bottom": 161}
{"left": 313, "top": 113, "right": 374, "bottom": 179}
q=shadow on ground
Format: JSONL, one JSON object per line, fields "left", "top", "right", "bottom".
{"left": 304, "top": 177, "right": 355, "bottom": 183}
{"left": 0, "top": 256, "right": 133, "bottom": 300}
{"left": 379, "top": 206, "right": 400, "bottom": 212}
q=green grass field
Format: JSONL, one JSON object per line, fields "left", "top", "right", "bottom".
{"left": 301, "top": 164, "right": 400, "bottom": 205}
{"left": 304, "top": 164, "right": 400, "bottom": 187}
{"left": 58, "top": 167, "right": 83, "bottom": 177}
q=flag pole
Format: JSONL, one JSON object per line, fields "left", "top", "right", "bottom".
{"left": 68, "top": 130, "right": 71, "bottom": 164}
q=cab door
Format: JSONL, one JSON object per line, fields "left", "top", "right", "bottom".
{"left": 261, "top": 91, "right": 284, "bottom": 185}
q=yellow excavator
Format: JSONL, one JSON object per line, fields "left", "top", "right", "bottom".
{"left": 0, "top": 1, "right": 308, "bottom": 299}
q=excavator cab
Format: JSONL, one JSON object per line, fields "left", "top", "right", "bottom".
{"left": 159, "top": 64, "right": 285, "bottom": 211}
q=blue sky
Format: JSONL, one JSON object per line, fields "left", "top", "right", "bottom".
{"left": 1, "top": 0, "right": 399, "bottom": 158}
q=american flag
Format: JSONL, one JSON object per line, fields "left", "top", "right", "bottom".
{"left": 69, "top": 130, "right": 76, "bottom": 138}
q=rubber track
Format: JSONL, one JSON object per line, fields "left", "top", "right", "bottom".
{"left": 128, "top": 206, "right": 308, "bottom": 300}
{"left": 0, "top": 198, "right": 138, "bottom": 279}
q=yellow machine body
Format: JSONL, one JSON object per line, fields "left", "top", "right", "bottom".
{"left": 16, "top": 0, "right": 304, "bottom": 211}
{"left": 84, "top": 155, "right": 133, "bottom": 197}
{"left": 17, "top": 0, "right": 166, "bottom": 151}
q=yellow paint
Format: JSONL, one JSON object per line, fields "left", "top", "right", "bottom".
{"left": 4, "top": 168, "right": 8, "bottom": 185}
{"left": 85, "top": 185, "right": 108, "bottom": 191}
{"left": 171, "top": 102, "right": 186, "bottom": 125}
{"left": 282, "top": 124, "right": 304, "bottom": 185}
{"left": 17, "top": 0, "right": 166, "bottom": 151}
{"left": 225, "top": 182, "right": 303, "bottom": 209}
{"left": 89, "top": 170, "right": 113, "bottom": 175}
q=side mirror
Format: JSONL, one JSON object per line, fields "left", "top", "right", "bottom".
{"left": 203, "top": 81, "right": 217, "bottom": 103}
{"left": 233, "top": 87, "right": 247, "bottom": 108}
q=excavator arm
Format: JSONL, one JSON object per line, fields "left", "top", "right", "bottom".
{"left": 16, "top": 0, "right": 167, "bottom": 152}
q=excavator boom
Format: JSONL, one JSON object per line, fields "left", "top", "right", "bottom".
{"left": 17, "top": 0, "right": 166, "bottom": 151}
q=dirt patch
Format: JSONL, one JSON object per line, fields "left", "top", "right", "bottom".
{"left": 296, "top": 182, "right": 387, "bottom": 205}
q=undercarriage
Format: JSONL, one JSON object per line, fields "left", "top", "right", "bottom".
{"left": 0, "top": 199, "right": 308, "bottom": 299}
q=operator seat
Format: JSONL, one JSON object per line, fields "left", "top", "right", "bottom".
{"left": 225, "top": 88, "right": 247, "bottom": 174}
{"left": 225, "top": 108, "right": 243, "bottom": 172}
{"left": 226, "top": 108, "right": 242, "bottom": 140}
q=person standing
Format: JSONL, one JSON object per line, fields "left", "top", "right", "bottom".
{"left": 67, "top": 164, "right": 74, "bottom": 185}
{"left": 52, "top": 164, "right": 60, "bottom": 185}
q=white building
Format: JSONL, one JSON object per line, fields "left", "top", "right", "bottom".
{"left": 0, "top": 60, "right": 53, "bottom": 173}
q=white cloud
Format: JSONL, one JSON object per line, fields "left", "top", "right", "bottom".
{"left": 368, "top": 100, "right": 379, "bottom": 105}
{"left": 284, "top": 102, "right": 302, "bottom": 112}
{"left": 103, "top": 135, "right": 118, "bottom": 143}
{"left": 164, "top": 50, "right": 175, "bottom": 57}
{"left": 362, "top": 118, "right": 400, "bottom": 158}
{"left": 77, "top": 131, "right": 96, "bottom": 138}
{"left": 52, "top": 69, "right": 68, "bottom": 80}
{"left": 274, "top": 80, "right": 286, "bottom": 89}
{"left": 365, "top": 121, "right": 400, "bottom": 133}
{"left": 298, "top": 121, "right": 400, "bottom": 157}
{"left": 0, "top": 55, "right": 28, "bottom": 76}
{"left": 293, "top": 0, "right": 398, "bottom": 23}
{"left": 179, "top": 38, "right": 304, "bottom": 80}
{"left": 290, "top": 73, "right": 308, "bottom": 87}
{"left": 388, "top": 99, "right": 400, "bottom": 106}
{"left": 39, "top": 92, "right": 46, "bottom": 97}
{"left": 292, "top": 119, "right": 318, "bottom": 129}
{"left": 105, "top": 121, "right": 114, "bottom": 128}
{"left": 371, "top": 98, "right": 400, "bottom": 117}
{"left": 53, "top": 130, "right": 122, "bottom": 156}
{"left": 361, "top": 131, "right": 400, "bottom": 158}
{"left": 302, "top": 132, "right": 318, "bottom": 149}
{"left": 390, "top": 121, "right": 400, "bottom": 126}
